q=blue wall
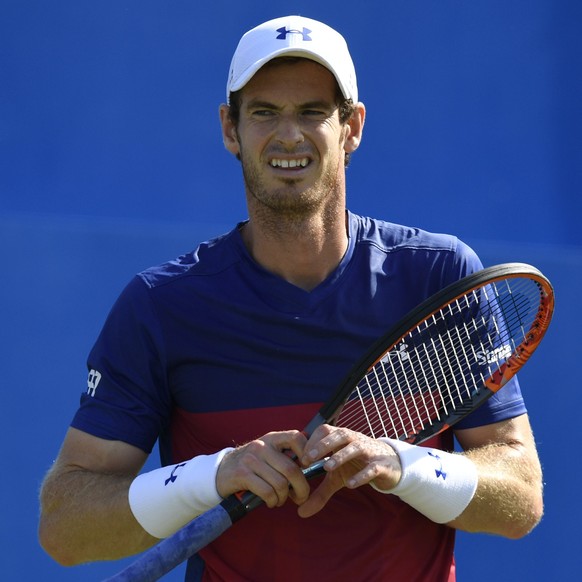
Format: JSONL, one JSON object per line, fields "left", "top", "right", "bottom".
{"left": 1, "top": 1, "right": 580, "bottom": 580}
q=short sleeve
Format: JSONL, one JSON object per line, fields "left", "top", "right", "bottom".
{"left": 454, "top": 375, "right": 527, "bottom": 430}
{"left": 71, "top": 276, "right": 171, "bottom": 453}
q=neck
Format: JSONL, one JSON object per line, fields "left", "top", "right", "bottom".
{"left": 241, "top": 209, "right": 349, "bottom": 291}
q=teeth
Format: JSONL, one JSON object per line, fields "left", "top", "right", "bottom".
{"left": 270, "top": 158, "right": 309, "bottom": 168}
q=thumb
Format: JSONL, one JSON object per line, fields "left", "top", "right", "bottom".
{"left": 296, "top": 475, "right": 340, "bottom": 519}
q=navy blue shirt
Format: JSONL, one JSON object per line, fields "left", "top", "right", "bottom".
{"left": 72, "top": 211, "right": 526, "bottom": 581}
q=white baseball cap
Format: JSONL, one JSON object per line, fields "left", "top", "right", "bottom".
{"left": 226, "top": 16, "right": 358, "bottom": 103}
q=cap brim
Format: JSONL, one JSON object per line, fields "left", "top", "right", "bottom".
{"left": 228, "top": 48, "right": 354, "bottom": 101}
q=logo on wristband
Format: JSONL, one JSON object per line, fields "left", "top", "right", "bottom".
{"left": 427, "top": 451, "right": 447, "bottom": 480}
{"left": 165, "top": 462, "right": 187, "bottom": 486}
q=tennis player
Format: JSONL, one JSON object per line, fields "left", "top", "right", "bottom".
{"left": 39, "top": 16, "right": 543, "bottom": 581}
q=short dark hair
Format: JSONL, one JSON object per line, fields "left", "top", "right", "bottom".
{"left": 226, "top": 58, "right": 357, "bottom": 166}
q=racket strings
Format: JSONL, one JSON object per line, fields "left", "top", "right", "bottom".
{"left": 335, "top": 277, "right": 545, "bottom": 441}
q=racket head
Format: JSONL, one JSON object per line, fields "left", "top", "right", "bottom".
{"left": 318, "top": 263, "right": 554, "bottom": 445}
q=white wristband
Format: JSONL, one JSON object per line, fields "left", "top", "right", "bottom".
{"left": 128, "top": 447, "right": 234, "bottom": 538}
{"left": 371, "top": 438, "right": 478, "bottom": 524}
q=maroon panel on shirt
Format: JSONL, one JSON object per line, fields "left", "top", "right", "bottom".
{"left": 170, "top": 404, "right": 457, "bottom": 581}
{"left": 170, "top": 403, "right": 323, "bottom": 461}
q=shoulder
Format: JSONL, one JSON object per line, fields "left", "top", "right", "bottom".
{"left": 135, "top": 226, "right": 242, "bottom": 291}
{"left": 351, "top": 212, "right": 460, "bottom": 253}
{"left": 103, "top": 225, "right": 245, "bottom": 318}
{"left": 348, "top": 211, "right": 482, "bottom": 282}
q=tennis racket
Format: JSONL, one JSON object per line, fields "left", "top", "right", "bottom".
{"left": 106, "top": 262, "right": 554, "bottom": 581}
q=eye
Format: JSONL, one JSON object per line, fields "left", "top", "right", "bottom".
{"left": 302, "top": 109, "right": 326, "bottom": 117}
{"left": 251, "top": 109, "right": 276, "bottom": 117}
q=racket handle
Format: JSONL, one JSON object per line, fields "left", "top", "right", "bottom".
{"left": 303, "top": 457, "right": 328, "bottom": 479}
{"left": 103, "top": 504, "right": 233, "bottom": 582}
{"left": 104, "top": 459, "right": 329, "bottom": 581}
{"left": 223, "top": 457, "right": 329, "bottom": 522}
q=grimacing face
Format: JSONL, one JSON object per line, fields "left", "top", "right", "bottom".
{"left": 220, "top": 59, "right": 364, "bottom": 221}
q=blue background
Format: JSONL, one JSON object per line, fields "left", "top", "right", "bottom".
{"left": 1, "top": 1, "right": 580, "bottom": 580}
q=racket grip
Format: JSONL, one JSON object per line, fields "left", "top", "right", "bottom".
{"left": 103, "top": 504, "right": 233, "bottom": 582}
{"left": 104, "top": 459, "right": 329, "bottom": 581}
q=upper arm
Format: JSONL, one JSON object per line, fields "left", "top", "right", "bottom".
{"left": 454, "top": 413, "right": 538, "bottom": 453}
{"left": 53, "top": 426, "right": 149, "bottom": 477}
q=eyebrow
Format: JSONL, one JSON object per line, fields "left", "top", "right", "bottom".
{"left": 245, "top": 99, "right": 279, "bottom": 110}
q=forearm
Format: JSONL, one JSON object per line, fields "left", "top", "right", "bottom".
{"left": 449, "top": 441, "right": 544, "bottom": 538}
{"left": 39, "top": 465, "right": 157, "bottom": 565}
{"left": 295, "top": 419, "right": 543, "bottom": 538}
{"left": 379, "top": 428, "right": 543, "bottom": 538}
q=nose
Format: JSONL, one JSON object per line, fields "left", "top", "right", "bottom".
{"left": 275, "top": 114, "right": 304, "bottom": 148}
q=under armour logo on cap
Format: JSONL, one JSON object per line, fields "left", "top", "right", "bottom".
{"left": 275, "top": 26, "right": 312, "bottom": 41}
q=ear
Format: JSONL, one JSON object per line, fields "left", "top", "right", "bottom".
{"left": 343, "top": 102, "right": 366, "bottom": 153}
{"left": 219, "top": 104, "right": 240, "bottom": 157}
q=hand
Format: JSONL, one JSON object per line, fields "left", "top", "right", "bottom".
{"left": 297, "top": 425, "right": 402, "bottom": 518}
{"left": 216, "top": 430, "right": 310, "bottom": 508}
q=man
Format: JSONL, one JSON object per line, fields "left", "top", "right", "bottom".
{"left": 39, "top": 15, "right": 543, "bottom": 581}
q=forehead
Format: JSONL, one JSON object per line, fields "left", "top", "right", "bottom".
{"left": 239, "top": 58, "right": 340, "bottom": 105}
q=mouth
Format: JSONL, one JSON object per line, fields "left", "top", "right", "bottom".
{"left": 269, "top": 157, "right": 310, "bottom": 169}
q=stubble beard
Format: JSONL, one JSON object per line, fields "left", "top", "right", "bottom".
{"left": 240, "top": 152, "right": 344, "bottom": 237}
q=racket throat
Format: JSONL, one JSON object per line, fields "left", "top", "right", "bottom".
{"left": 303, "top": 412, "right": 327, "bottom": 437}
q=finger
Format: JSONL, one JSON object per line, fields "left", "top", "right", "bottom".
{"left": 247, "top": 461, "right": 297, "bottom": 508}
{"left": 235, "top": 435, "right": 314, "bottom": 508}
{"left": 261, "top": 449, "right": 310, "bottom": 506}
{"left": 325, "top": 443, "right": 403, "bottom": 491}
{"left": 301, "top": 425, "right": 352, "bottom": 466}
{"left": 296, "top": 473, "right": 342, "bottom": 518}
{"left": 217, "top": 431, "right": 307, "bottom": 501}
